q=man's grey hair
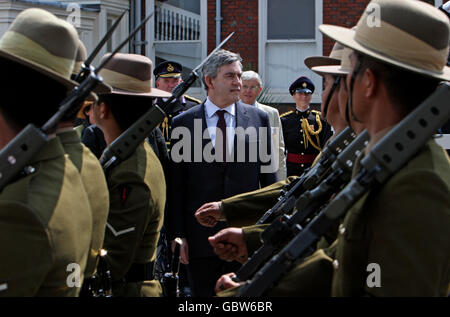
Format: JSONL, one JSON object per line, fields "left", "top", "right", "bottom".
{"left": 201, "top": 49, "right": 243, "bottom": 91}
{"left": 241, "top": 70, "right": 262, "bottom": 87}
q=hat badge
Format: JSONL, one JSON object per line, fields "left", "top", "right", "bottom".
{"left": 302, "top": 82, "right": 307, "bottom": 88}
{"left": 167, "top": 63, "right": 174, "bottom": 72}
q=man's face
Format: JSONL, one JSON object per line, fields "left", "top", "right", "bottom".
{"left": 156, "top": 76, "right": 182, "bottom": 93}
{"left": 241, "top": 78, "right": 262, "bottom": 105}
{"left": 209, "top": 61, "right": 242, "bottom": 105}
{"left": 92, "top": 102, "right": 103, "bottom": 128}
{"left": 346, "top": 51, "right": 365, "bottom": 123}
{"left": 321, "top": 74, "right": 339, "bottom": 123}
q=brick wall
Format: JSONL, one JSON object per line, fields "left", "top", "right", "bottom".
{"left": 322, "top": 0, "right": 447, "bottom": 56}
{"left": 322, "top": 0, "right": 369, "bottom": 56}
{"left": 207, "top": 0, "right": 259, "bottom": 71}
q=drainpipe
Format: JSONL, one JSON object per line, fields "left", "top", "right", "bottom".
{"left": 135, "top": 0, "right": 142, "bottom": 54}
{"left": 129, "top": 0, "right": 135, "bottom": 53}
{"left": 215, "top": 0, "right": 222, "bottom": 46}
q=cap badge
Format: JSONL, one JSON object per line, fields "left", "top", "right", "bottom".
{"left": 167, "top": 63, "right": 174, "bottom": 72}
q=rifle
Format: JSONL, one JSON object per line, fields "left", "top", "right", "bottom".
{"left": 256, "top": 127, "right": 357, "bottom": 224}
{"left": 100, "top": 32, "right": 235, "bottom": 172}
{"left": 236, "top": 82, "right": 450, "bottom": 296}
{"left": 161, "top": 237, "right": 182, "bottom": 297}
{"left": 73, "top": 10, "right": 127, "bottom": 83}
{"left": 233, "top": 130, "right": 369, "bottom": 282}
{"left": 0, "top": 11, "right": 153, "bottom": 192}
{"left": 80, "top": 249, "right": 113, "bottom": 297}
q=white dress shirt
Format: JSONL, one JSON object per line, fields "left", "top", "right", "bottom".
{"left": 204, "top": 97, "right": 236, "bottom": 154}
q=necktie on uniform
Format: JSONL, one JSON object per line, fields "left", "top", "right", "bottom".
{"left": 216, "top": 110, "right": 227, "bottom": 162}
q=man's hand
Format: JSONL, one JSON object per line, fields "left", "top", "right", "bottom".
{"left": 195, "top": 201, "right": 224, "bottom": 227}
{"left": 208, "top": 228, "right": 248, "bottom": 263}
{"left": 215, "top": 272, "right": 242, "bottom": 294}
{"left": 172, "top": 238, "right": 189, "bottom": 264}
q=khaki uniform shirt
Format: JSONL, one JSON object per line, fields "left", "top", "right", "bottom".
{"left": 221, "top": 139, "right": 450, "bottom": 296}
{"left": 103, "top": 142, "right": 166, "bottom": 297}
{"left": 58, "top": 129, "right": 109, "bottom": 277}
{"left": 0, "top": 137, "right": 92, "bottom": 296}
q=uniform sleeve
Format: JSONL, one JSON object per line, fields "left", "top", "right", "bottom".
{"left": 222, "top": 177, "right": 297, "bottom": 227}
{"left": 363, "top": 169, "right": 450, "bottom": 296}
{"left": 0, "top": 203, "right": 52, "bottom": 296}
{"left": 103, "top": 171, "right": 152, "bottom": 280}
{"left": 242, "top": 224, "right": 269, "bottom": 256}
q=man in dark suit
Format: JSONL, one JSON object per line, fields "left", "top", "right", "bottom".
{"left": 168, "top": 49, "right": 278, "bottom": 296}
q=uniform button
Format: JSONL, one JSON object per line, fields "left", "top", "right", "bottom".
{"left": 301, "top": 164, "right": 304, "bottom": 167}
{"left": 332, "top": 259, "right": 339, "bottom": 270}
{"left": 169, "top": 115, "right": 172, "bottom": 118}
{"left": 301, "top": 152, "right": 304, "bottom": 155}
{"left": 339, "top": 224, "right": 346, "bottom": 235}
{"left": 300, "top": 129, "right": 303, "bottom": 132}
{"left": 301, "top": 141, "right": 303, "bottom": 144}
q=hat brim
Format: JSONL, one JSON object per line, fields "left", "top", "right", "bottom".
{"left": 319, "top": 25, "right": 450, "bottom": 81}
{"left": 158, "top": 73, "right": 181, "bottom": 78}
{"left": 295, "top": 88, "right": 312, "bottom": 94}
{"left": 311, "top": 65, "right": 349, "bottom": 76}
{"left": 0, "top": 48, "right": 99, "bottom": 100}
{"left": 106, "top": 86, "right": 172, "bottom": 98}
{"left": 304, "top": 56, "right": 341, "bottom": 70}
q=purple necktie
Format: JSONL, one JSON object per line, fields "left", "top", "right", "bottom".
{"left": 216, "top": 110, "right": 227, "bottom": 162}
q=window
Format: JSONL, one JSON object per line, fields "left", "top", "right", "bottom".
{"left": 267, "top": 0, "right": 315, "bottom": 40}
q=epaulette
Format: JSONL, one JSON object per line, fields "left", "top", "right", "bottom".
{"left": 311, "top": 110, "right": 321, "bottom": 115}
{"left": 184, "top": 94, "right": 202, "bottom": 104}
{"left": 280, "top": 110, "right": 294, "bottom": 118}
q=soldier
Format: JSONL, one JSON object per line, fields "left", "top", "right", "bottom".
{"left": 154, "top": 61, "right": 201, "bottom": 149}
{"left": 0, "top": 8, "right": 92, "bottom": 296}
{"left": 281, "top": 76, "right": 332, "bottom": 177}
{"left": 93, "top": 53, "right": 170, "bottom": 297}
{"left": 56, "top": 39, "right": 112, "bottom": 294}
{"left": 217, "top": 0, "right": 450, "bottom": 296}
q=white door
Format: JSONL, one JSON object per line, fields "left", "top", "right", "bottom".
{"left": 259, "top": 0, "right": 323, "bottom": 104}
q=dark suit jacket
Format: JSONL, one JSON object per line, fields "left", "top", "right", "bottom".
{"left": 168, "top": 101, "right": 278, "bottom": 259}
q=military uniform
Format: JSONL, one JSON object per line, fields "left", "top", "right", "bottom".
{"left": 153, "top": 60, "right": 201, "bottom": 149}
{"left": 57, "top": 129, "right": 110, "bottom": 278}
{"left": 103, "top": 142, "right": 166, "bottom": 297}
{"left": 281, "top": 109, "right": 332, "bottom": 177}
{"left": 220, "top": 138, "right": 450, "bottom": 297}
{"left": 157, "top": 95, "right": 200, "bottom": 149}
{"left": 0, "top": 138, "right": 92, "bottom": 296}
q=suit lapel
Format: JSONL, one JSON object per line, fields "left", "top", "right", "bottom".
{"left": 195, "top": 102, "right": 212, "bottom": 149}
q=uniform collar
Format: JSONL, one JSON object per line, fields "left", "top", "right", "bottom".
{"left": 295, "top": 106, "right": 310, "bottom": 113}
{"left": 29, "top": 136, "right": 66, "bottom": 165}
{"left": 56, "top": 128, "right": 81, "bottom": 145}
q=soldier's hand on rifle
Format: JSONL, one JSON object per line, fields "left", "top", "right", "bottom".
{"left": 172, "top": 237, "right": 189, "bottom": 265}
{"left": 195, "top": 201, "right": 225, "bottom": 227}
{"left": 208, "top": 228, "right": 248, "bottom": 263}
{"left": 215, "top": 272, "right": 242, "bottom": 294}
